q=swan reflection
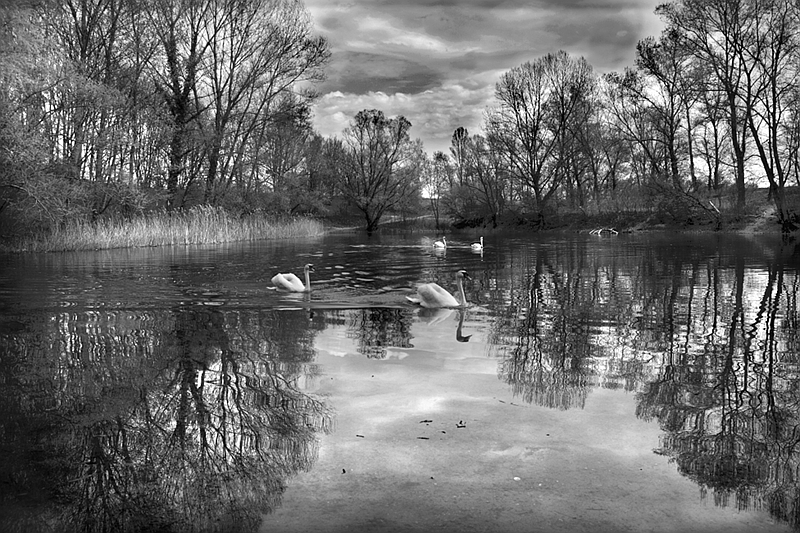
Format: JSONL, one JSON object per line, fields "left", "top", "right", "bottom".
{"left": 416, "top": 308, "right": 472, "bottom": 342}
{"left": 456, "top": 310, "right": 471, "bottom": 342}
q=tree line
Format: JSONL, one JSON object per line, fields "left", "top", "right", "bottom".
{"left": 431, "top": 0, "right": 800, "bottom": 233}
{"left": 2, "top": 0, "right": 800, "bottom": 238}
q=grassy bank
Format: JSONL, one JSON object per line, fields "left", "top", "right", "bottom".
{"left": 3, "top": 206, "right": 326, "bottom": 253}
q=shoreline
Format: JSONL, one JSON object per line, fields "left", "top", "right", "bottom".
{"left": 2, "top": 207, "right": 795, "bottom": 255}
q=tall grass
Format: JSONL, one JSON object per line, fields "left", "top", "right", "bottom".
{"left": 6, "top": 206, "right": 326, "bottom": 253}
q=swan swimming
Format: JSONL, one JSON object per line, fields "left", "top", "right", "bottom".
{"left": 406, "top": 269, "right": 470, "bottom": 308}
{"left": 271, "top": 263, "right": 314, "bottom": 292}
{"left": 433, "top": 236, "right": 447, "bottom": 248}
{"left": 470, "top": 236, "right": 484, "bottom": 251}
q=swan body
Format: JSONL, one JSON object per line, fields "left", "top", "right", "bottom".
{"left": 470, "top": 236, "right": 484, "bottom": 251}
{"left": 433, "top": 236, "right": 447, "bottom": 249}
{"left": 406, "top": 269, "right": 470, "bottom": 308}
{"left": 271, "top": 263, "right": 314, "bottom": 292}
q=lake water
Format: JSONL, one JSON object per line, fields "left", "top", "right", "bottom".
{"left": 1, "top": 231, "right": 799, "bottom": 533}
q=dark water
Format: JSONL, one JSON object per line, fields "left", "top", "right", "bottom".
{"left": 1, "top": 231, "right": 800, "bottom": 532}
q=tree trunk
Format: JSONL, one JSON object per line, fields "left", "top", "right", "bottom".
{"left": 686, "top": 105, "right": 697, "bottom": 191}
{"left": 167, "top": 130, "right": 184, "bottom": 211}
{"left": 204, "top": 140, "right": 221, "bottom": 204}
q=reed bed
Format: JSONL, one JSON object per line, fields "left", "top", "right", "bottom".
{"left": 7, "top": 206, "right": 326, "bottom": 253}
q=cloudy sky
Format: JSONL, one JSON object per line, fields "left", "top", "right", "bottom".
{"left": 303, "top": 0, "right": 666, "bottom": 154}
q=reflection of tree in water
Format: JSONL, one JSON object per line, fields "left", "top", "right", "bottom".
{"left": 635, "top": 255, "right": 800, "bottom": 528}
{"left": 485, "top": 237, "right": 800, "bottom": 528}
{"left": 491, "top": 245, "right": 639, "bottom": 409}
{"left": 225, "top": 306, "right": 325, "bottom": 366}
{"left": 0, "top": 306, "right": 331, "bottom": 532}
{"left": 345, "top": 308, "right": 413, "bottom": 359}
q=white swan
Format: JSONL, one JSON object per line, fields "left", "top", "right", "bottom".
{"left": 406, "top": 269, "right": 470, "bottom": 308}
{"left": 470, "top": 236, "right": 484, "bottom": 251}
{"left": 271, "top": 263, "right": 314, "bottom": 292}
{"left": 433, "top": 236, "right": 447, "bottom": 248}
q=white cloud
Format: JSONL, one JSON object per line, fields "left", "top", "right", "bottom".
{"left": 304, "top": 0, "right": 665, "bottom": 154}
{"left": 312, "top": 79, "right": 495, "bottom": 153}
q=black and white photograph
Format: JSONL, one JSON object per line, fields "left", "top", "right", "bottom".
{"left": 2, "top": 0, "right": 800, "bottom": 532}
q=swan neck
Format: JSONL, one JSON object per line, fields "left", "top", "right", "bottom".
{"left": 458, "top": 278, "right": 467, "bottom": 306}
{"left": 304, "top": 269, "right": 311, "bottom": 291}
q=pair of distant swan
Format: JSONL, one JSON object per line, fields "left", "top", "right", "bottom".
{"left": 434, "top": 236, "right": 484, "bottom": 251}
{"left": 271, "top": 263, "right": 470, "bottom": 309}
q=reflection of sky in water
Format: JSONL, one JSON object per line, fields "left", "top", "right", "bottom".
{"left": 310, "top": 316, "right": 655, "bottom": 454}
{"left": 268, "top": 313, "right": 787, "bottom": 532}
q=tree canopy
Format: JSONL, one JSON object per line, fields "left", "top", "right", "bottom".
{"left": 3, "top": 0, "right": 800, "bottom": 239}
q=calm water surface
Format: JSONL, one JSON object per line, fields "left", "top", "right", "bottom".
{"left": 1, "top": 231, "right": 799, "bottom": 532}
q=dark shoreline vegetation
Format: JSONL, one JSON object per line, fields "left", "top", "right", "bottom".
{"left": 1, "top": 186, "right": 795, "bottom": 255}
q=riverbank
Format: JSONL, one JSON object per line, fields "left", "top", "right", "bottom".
{"left": 429, "top": 187, "right": 800, "bottom": 236}
{"left": 447, "top": 198, "right": 796, "bottom": 236}
{"left": 379, "top": 209, "right": 791, "bottom": 237}
{"left": 2, "top": 193, "right": 795, "bottom": 254}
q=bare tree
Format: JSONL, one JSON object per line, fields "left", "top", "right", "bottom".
{"left": 464, "top": 134, "right": 508, "bottom": 226}
{"left": 635, "top": 31, "right": 696, "bottom": 191}
{"left": 694, "top": 75, "right": 731, "bottom": 191}
{"left": 449, "top": 126, "right": 468, "bottom": 187}
{"left": 603, "top": 70, "right": 666, "bottom": 189}
{"left": 423, "top": 151, "right": 450, "bottom": 230}
{"left": 486, "top": 50, "right": 595, "bottom": 224}
{"left": 196, "top": 0, "right": 328, "bottom": 204}
{"left": 658, "top": 0, "right": 757, "bottom": 211}
{"left": 337, "top": 109, "right": 422, "bottom": 233}
{"left": 144, "top": 0, "right": 214, "bottom": 209}
{"left": 742, "top": 0, "right": 800, "bottom": 231}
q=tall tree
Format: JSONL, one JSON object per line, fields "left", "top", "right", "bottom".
{"left": 486, "top": 50, "right": 595, "bottom": 224}
{"left": 337, "top": 109, "right": 422, "bottom": 233}
{"left": 694, "top": 74, "right": 731, "bottom": 191}
{"left": 742, "top": 0, "right": 800, "bottom": 231}
{"left": 196, "top": 0, "right": 328, "bottom": 204}
{"left": 635, "top": 31, "right": 695, "bottom": 191}
{"left": 450, "top": 126, "right": 468, "bottom": 187}
{"left": 0, "top": 1, "right": 100, "bottom": 230}
{"left": 603, "top": 70, "right": 666, "bottom": 189}
{"left": 464, "top": 134, "right": 508, "bottom": 226}
{"left": 44, "top": 0, "right": 119, "bottom": 181}
{"left": 657, "top": 0, "right": 757, "bottom": 211}
{"left": 423, "top": 151, "right": 450, "bottom": 230}
{"left": 145, "top": 0, "right": 213, "bottom": 209}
